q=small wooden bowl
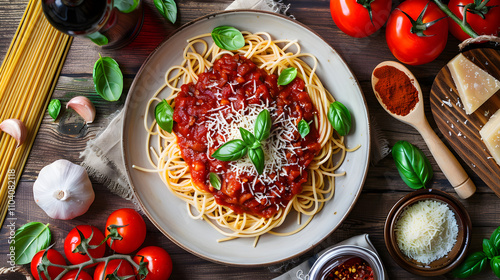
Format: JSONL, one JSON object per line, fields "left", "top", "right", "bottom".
{"left": 384, "top": 189, "right": 471, "bottom": 276}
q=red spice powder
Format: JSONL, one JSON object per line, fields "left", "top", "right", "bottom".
{"left": 373, "top": 65, "right": 419, "bottom": 116}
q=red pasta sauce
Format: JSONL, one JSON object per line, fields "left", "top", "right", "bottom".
{"left": 172, "top": 54, "right": 321, "bottom": 218}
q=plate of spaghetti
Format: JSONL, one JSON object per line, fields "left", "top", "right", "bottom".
{"left": 122, "top": 10, "right": 370, "bottom": 266}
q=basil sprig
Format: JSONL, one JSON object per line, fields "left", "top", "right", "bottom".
{"left": 392, "top": 141, "right": 433, "bottom": 189}
{"left": 211, "top": 109, "right": 271, "bottom": 174}
{"left": 209, "top": 172, "right": 221, "bottom": 190}
{"left": 453, "top": 226, "right": 500, "bottom": 277}
{"left": 277, "top": 67, "right": 298, "bottom": 86}
{"left": 87, "top": 32, "right": 108, "bottom": 46}
{"left": 48, "top": 99, "right": 61, "bottom": 120}
{"left": 298, "top": 119, "right": 310, "bottom": 138}
{"left": 153, "top": 0, "right": 177, "bottom": 24}
{"left": 328, "top": 101, "right": 352, "bottom": 136}
{"left": 93, "top": 55, "right": 123, "bottom": 101}
{"left": 14, "top": 222, "right": 51, "bottom": 264}
{"left": 114, "top": 0, "right": 139, "bottom": 13}
{"left": 211, "top": 26, "right": 245, "bottom": 51}
{"left": 155, "top": 99, "right": 174, "bottom": 133}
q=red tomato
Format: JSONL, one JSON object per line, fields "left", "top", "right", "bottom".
{"left": 64, "top": 225, "right": 106, "bottom": 266}
{"left": 133, "top": 246, "right": 173, "bottom": 280}
{"left": 105, "top": 208, "right": 146, "bottom": 254}
{"left": 386, "top": 0, "right": 449, "bottom": 65}
{"left": 30, "top": 249, "right": 66, "bottom": 280}
{"left": 93, "top": 259, "right": 136, "bottom": 280}
{"left": 61, "top": 270, "right": 93, "bottom": 280}
{"left": 448, "top": 0, "right": 500, "bottom": 41}
{"left": 330, "top": 0, "right": 392, "bottom": 37}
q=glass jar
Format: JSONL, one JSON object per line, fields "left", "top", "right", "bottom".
{"left": 41, "top": 0, "right": 143, "bottom": 49}
{"left": 308, "top": 245, "right": 387, "bottom": 280}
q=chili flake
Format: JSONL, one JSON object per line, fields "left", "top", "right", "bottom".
{"left": 324, "top": 257, "right": 374, "bottom": 280}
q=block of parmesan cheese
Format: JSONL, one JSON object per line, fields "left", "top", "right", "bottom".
{"left": 448, "top": 53, "right": 500, "bottom": 114}
{"left": 480, "top": 109, "right": 500, "bottom": 166}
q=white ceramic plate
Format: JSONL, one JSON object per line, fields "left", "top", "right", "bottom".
{"left": 122, "top": 10, "right": 371, "bottom": 266}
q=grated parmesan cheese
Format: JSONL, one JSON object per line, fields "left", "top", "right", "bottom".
{"left": 394, "top": 199, "right": 458, "bottom": 264}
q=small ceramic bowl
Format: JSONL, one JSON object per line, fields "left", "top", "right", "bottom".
{"left": 384, "top": 188, "right": 471, "bottom": 276}
{"left": 308, "top": 245, "right": 386, "bottom": 280}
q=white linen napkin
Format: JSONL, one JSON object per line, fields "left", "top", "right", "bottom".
{"left": 272, "top": 234, "right": 387, "bottom": 280}
{"left": 80, "top": 0, "right": 292, "bottom": 200}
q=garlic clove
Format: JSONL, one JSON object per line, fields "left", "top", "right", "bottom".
{"left": 66, "top": 96, "right": 96, "bottom": 123}
{"left": 0, "top": 118, "right": 27, "bottom": 148}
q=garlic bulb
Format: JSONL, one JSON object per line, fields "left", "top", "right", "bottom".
{"left": 33, "top": 159, "right": 95, "bottom": 220}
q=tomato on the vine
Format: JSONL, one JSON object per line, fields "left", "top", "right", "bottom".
{"left": 105, "top": 208, "right": 146, "bottom": 254}
{"left": 30, "top": 249, "right": 66, "bottom": 280}
{"left": 61, "top": 270, "right": 93, "bottom": 280}
{"left": 64, "top": 225, "right": 106, "bottom": 266}
{"left": 386, "top": 0, "right": 449, "bottom": 65}
{"left": 330, "top": 0, "right": 392, "bottom": 37}
{"left": 93, "top": 259, "right": 136, "bottom": 280}
{"left": 448, "top": 0, "right": 500, "bottom": 41}
{"left": 133, "top": 246, "right": 173, "bottom": 280}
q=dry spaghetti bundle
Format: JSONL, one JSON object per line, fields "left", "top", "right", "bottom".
{"left": 0, "top": 0, "right": 72, "bottom": 226}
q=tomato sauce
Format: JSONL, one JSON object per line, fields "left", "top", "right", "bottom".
{"left": 324, "top": 257, "right": 374, "bottom": 280}
{"left": 173, "top": 54, "right": 321, "bottom": 218}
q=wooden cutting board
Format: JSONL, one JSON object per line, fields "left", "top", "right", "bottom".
{"left": 430, "top": 48, "right": 500, "bottom": 197}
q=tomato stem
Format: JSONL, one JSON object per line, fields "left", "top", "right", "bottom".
{"left": 432, "top": 0, "right": 480, "bottom": 38}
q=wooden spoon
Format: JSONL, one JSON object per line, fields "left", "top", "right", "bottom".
{"left": 371, "top": 61, "right": 476, "bottom": 199}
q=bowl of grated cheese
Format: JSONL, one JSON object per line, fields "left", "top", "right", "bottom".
{"left": 384, "top": 188, "right": 471, "bottom": 276}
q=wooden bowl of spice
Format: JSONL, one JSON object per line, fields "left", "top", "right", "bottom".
{"left": 384, "top": 188, "right": 471, "bottom": 276}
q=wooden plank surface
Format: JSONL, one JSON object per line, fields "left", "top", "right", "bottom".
{"left": 430, "top": 48, "right": 500, "bottom": 196}
{"left": 0, "top": 0, "right": 498, "bottom": 279}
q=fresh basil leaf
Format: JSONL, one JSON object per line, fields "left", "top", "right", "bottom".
{"left": 298, "top": 119, "right": 310, "bottom": 138}
{"left": 212, "top": 139, "right": 248, "bottom": 161}
{"left": 483, "top": 238, "right": 498, "bottom": 258}
{"left": 254, "top": 109, "right": 272, "bottom": 141}
{"left": 240, "top": 127, "right": 257, "bottom": 147}
{"left": 452, "top": 252, "right": 488, "bottom": 278}
{"left": 153, "top": 0, "right": 177, "bottom": 24}
{"left": 93, "top": 56, "right": 123, "bottom": 101}
{"left": 209, "top": 172, "right": 221, "bottom": 190}
{"left": 248, "top": 147, "right": 265, "bottom": 174}
{"left": 114, "top": 0, "right": 139, "bottom": 13}
{"left": 490, "top": 226, "right": 500, "bottom": 251}
{"left": 14, "top": 222, "right": 51, "bottom": 264}
{"left": 48, "top": 99, "right": 61, "bottom": 120}
{"left": 211, "top": 26, "right": 245, "bottom": 51}
{"left": 87, "top": 32, "right": 108, "bottom": 46}
{"left": 155, "top": 99, "right": 174, "bottom": 133}
{"left": 392, "top": 141, "right": 433, "bottom": 189}
{"left": 492, "top": 256, "right": 500, "bottom": 278}
{"left": 277, "top": 67, "right": 297, "bottom": 86}
{"left": 328, "top": 101, "right": 352, "bottom": 136}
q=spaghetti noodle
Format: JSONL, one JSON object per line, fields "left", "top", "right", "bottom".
{"left": 0, "top": 0, "right": 72, "bottom": 227}
{"left": 134, "top": 31, "right": 351, "bottom": 244}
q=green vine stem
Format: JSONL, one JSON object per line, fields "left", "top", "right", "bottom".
{"left": 432, "top": 0, "right": 480, "bottom": 38}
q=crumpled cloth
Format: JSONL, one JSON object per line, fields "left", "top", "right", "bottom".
{"left": 272, "top": 234, "right": 387, "bottom": 280}
{"left": 79, "top": 0, "right": 291, "bottom": 200}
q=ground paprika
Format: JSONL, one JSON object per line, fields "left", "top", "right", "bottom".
{"left": 373, "top": 65, "right": 419, "bottom": 116}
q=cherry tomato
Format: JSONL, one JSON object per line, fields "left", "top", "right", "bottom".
{"left": 105, "top": 208, "right": 146, "bottom": 254}
{"left": 448, "top": 0, "right": 500, "bottom": 41}
{"left": 93, "top": 259, "right": 136, "bottom": 280}
{"left": 30, "top": 249, "right": 66, "bottom": 280}
{"left": 61, "top": 270, "right": 93, "bottom": 280}
{"left": 386, "top": 0, "right": 448, "bottom": 65}
{"left": 133, "top": 246, "right": 173, "bottom": 280}
{"left": 64, "top": 225, "right": 106, "bottom": 266}
{"left": 330, "top": 0, "right": 392, "bottom": 37}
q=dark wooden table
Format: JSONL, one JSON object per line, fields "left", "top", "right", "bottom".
{"left": 1, "top": 0, "right": 499, "bottom": 279}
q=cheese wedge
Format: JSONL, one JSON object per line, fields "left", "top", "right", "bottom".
{"left": 480, "top": 109, "right": 500, "bottom": 166}
{"left": 448, "top": 53, "right": 500, "bottom": 114}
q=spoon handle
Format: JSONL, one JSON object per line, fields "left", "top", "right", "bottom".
{"left": 418, "top": 120, "right": 476, "bottom": 199}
